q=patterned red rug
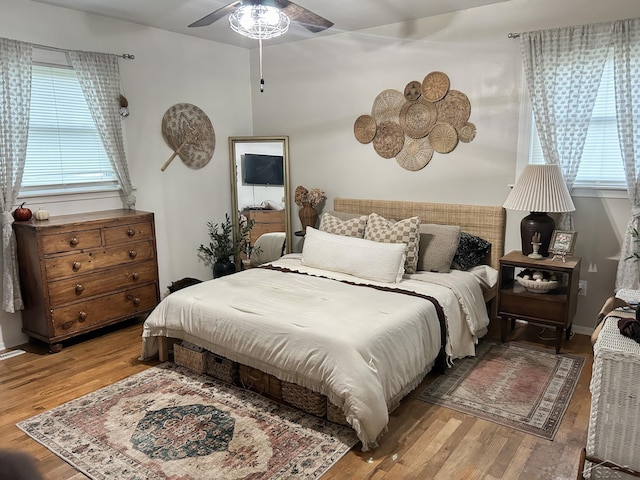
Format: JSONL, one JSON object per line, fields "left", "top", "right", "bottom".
{"left": 17, "top": 363, "right": 358, "bottom": 479}
{"left": 417, "top": 341, "right": 585, "bottom": 440}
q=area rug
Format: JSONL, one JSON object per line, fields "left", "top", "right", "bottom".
{"left": 17, "top": 363, "right": 358, "bottom": 479}
{"left": 417, "top": 341, "right": 585, "bottom": 440}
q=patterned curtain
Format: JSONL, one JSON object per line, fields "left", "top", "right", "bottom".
{"left": 68, "top": 50, "right": 135, "bottom": 209}
{"left": 520, "top": 23, "right": 612, "bottom": 229}
{"left": 613, "top": 18, "right": 640, "bottom": 291}
{"left": 0, "top": 38, "right": 32, "bottom": 313}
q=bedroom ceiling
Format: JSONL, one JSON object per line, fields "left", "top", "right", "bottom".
{"left": 32, "top": 0, "right": 511, "bottom": 49}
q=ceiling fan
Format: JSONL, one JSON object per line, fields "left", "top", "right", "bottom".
{"left": 188, "top": 0, "right": 334, "bottom": 34}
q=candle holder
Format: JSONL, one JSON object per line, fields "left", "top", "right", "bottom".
{"left": 528, "top": 242, "right": 543, "bottom": 260}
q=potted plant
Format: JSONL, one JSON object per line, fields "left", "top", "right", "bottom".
{"left": 197, "top": 213, "right": 255, "bottom": 278}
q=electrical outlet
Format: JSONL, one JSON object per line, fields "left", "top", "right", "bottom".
{"left": 579, "top": 280, "right": 587, "bottom": 296}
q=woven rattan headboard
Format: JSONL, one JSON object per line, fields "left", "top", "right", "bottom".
{"left": 333, "top": 198, "right": 506, "bottom": 270}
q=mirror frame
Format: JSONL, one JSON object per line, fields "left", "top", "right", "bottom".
{"left": 229, "top": 136, "right": 291, "bottom": 268}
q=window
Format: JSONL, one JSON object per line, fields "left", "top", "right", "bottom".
{"left": 529, "top": 53, "right": 626, "bottom": 189}
{"left": 21, "top": 61, "right": 118, "bottom": 196}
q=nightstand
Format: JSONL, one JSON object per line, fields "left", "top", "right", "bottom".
{"left": 497, "top": 250, "right": 581, "bottom": 353}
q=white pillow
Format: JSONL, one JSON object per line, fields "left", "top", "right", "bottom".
{"left": 301, "top": 227, "right": 406, "bottom": 283}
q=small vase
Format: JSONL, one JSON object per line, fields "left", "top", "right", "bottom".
{"left": 298, "top": 202, "right": 318, "bottom": 235}
{"left": 213, "top": 259, "right": 236, "bottom": 279}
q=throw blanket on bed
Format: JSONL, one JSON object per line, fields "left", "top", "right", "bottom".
{"left": 140, "top": 255, "right": 490, "bottom": 450}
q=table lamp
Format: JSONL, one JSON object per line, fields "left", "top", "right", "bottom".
{"left": 503, "top": 164, "right": 575, "bottom": 257}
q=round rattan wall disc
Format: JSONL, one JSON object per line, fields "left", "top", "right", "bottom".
{"left": 435, "top": 90, "right": 471, "bottom": 128}
{"left": 396, "top": 135, "right": 434, "bottom": 171}
{"left": 373, "top": 121, "right": 405, "bottom": 159}
{"left": 399, "top": 99, "right": 437, "bottom": 139}
{"left": 457, "top": 122, "right": 477, "bottom": 143}
{"left": 428, "top": 122, "right": 459, "bottom": 154}
{"left": 371, "top": 89, "right": 405, "bottom": 124}
{"left": 404, "top": 81, "right": 422, "bottom": 101}
{"left": 354, "top": 114, "right": 377, "bottom": 144}
{"left": 421, "top": 71, "right": 450, "bottom": 102}
{"left": 161, "top": 103, "right": 215, "bottom": 170}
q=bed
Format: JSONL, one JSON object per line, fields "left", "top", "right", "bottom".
{"left": 140, "top": 198, "right": 506, "bottom": 450}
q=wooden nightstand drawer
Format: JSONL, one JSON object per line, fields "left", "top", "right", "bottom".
{"left": 499, "top": 291, "right": 567, "bottom": 324}
{"left": 104, "top": 221, "right": 153, "bottom": 245}
{"left": 51, "top": 283, "right": 158, "bottom": 337}
{"left": 41, "top": 229, "right": 102, "bottom": 255}
{"left": 44, "top": 240, "right": 156, "bottom": 280}
{"left": 48, "top": 260, "right": 158, "bottom": 307}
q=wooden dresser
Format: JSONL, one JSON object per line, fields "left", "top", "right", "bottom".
{"left": 242, "top": 209, "right": 286, "bottom": 245}
{"left": 13, "top": 209, "right": 160, "bottom": 352}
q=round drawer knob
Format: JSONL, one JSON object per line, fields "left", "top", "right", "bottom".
{"left": 78, "top": 311, "right": 87, "bottom": 321}
{"left": 75, "top": 284, "right": 85, "bottom": 293}
{"left": 132, "top": 272, "right": 139, "bottom": 280}
{"left": 127, "top": 228, "right": 136, "bottom": 237}
{"left": 127, "top": 294, "right": 141, "bottom": 307}
{"left": 129, "top": 250, "right": 137, "bottom": 259}
{"left": 72, "top": 261, "right": 81, "bottom": 271}
{"left": 70, "top": 237, "right": 79, "bottom": 246}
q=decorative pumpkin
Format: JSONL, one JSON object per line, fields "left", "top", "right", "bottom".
{"left": 34, "top": 208, "right": 49, "bottom": 221}
{"left": 12, "top": 202, "right": 32, "bottom": 221}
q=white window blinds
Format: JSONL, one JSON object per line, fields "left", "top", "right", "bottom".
{"left": 530, "top": 54, "right": 626, "bottom": 189}
{"left": 21, "top": 63, "right": 118, "bottom": 195}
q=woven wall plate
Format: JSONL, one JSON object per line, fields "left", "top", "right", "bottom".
{"left": 371, "top": 89, "right": 405, "bottom": 124}
{"left": 396, "top": 135, "right": 434, "bottom": 171}
{"left": 457, "top": 122, "right": 477, "bottom": 143}
{"left": 404, "top": 81, "right": 422, "bottom": 101}
{"left": 421, "top": 71, "right": 450, "bottom": 102}
{"left": 373, "top": 121, "right": 405, "bottom": 159}
{"left": 428, "top": 122, "right": 459, "bottom": 154}
{"left": 161, "top": 103, "right": 215, "bottom": 170}
{"left": 399, "top": 99, "right": 437, "bottom": 139}
{"left": 435, "top": 90, "right": 471, "bottom": 128}
{"left": 354, "top": 114, "right": 377, "bottom": 144}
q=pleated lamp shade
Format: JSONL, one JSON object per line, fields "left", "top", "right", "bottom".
{"left": 503, "top": 164, "right": 575, "bottom": 257}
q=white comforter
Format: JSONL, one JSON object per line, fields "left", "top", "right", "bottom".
{"left": 140, "top": 254, "right": 491, "bottom": 450}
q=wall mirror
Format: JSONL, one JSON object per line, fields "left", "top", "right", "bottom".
{"left": 229, "top": 136, "right": 291, "bottom": 267}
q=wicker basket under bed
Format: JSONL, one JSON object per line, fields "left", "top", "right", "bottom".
{"left": 173, "top": 342, "right": 206, "bottom": 374}
{"left": 281, "top": 382, "right": 326, "bottom": 417}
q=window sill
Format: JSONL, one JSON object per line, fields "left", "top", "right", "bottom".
{"left": 18, "top": 186, "right": 133, "bottom": 206}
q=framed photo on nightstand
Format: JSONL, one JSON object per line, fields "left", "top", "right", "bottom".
{"left": 550, "top": 230, "right": 577, "bottom": 256}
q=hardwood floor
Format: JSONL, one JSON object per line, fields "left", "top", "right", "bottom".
{"left": 0, "top": 318, "right": 593, "bottom": 480}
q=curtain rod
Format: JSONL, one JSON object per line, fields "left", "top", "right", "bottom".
{"left": 507, "top": 32, "right": 520, "bottom": 39}
{"left": 27, "top": 40, "right": 134, "bottom": 59}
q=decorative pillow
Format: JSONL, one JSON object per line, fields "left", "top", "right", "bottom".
{"left": 319, "top": 212, "right": 367, "bottom": 238}
{"left": 417, "top": 224, "right": 461, "bottom": 273}
{"left": 301, "top": 227, "right": 406, "bottom": 283}
{"left": 364, "top": 213, "right": 420, "bottom": 274}
{"left": 451, "top": 232, "right": 492, "bottom": 271}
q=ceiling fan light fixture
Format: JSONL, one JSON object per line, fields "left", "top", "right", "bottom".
{"left": 229, "top": 5, "right": 290, "bottom": 40}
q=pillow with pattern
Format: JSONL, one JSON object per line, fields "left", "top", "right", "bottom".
{"left": 364, "top": 213, "right": 420, "bottom": 274}
{"left": 319, "top": 212, "right": 367, "bottom": 238}
{"left": 451, "top": 232, "right": 491, "bottom": 271}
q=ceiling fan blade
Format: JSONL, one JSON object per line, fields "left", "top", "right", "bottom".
{"left": 278, "top": 1, "right": 334, "bottom": 33}
{"left": 188, "top": 1, "right": 242, "bottom": 28}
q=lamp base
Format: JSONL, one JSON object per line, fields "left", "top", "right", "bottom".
{"left": 520, "top": 212, "right": 555, "bottom": 257}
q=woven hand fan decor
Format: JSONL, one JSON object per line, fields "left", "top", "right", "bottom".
{"left": 161, "top": 103, "right": 215, "bottom": 171}
{"left": 354, "top": 71, "right": 476, "bottom": 170}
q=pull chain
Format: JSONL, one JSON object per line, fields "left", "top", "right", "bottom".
{"left": 259, "top": 38, "right": 264, "bottom": 92}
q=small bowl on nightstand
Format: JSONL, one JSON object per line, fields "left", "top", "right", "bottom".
{"left": 516, "top": 276, "right": 558, "bottom": 293}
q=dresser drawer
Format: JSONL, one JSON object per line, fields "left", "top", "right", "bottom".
{"left": 104, "top": 221, "right": 153, "bottom": 246}
{"left": 51, "top": 283, "right": 158, "bottom": 337}
{"left": 41, "top": 229, "right": 102, "bottom": 255}
{"left": 44, "top": 240, "right": 156, "bottom": 280}
{"left": 48, "top": 260, "right": 158, "bottom": 307}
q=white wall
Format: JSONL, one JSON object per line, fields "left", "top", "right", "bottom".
{"left": 0, "top": 0, "right": 253, "bottom": 349}
{"left": 249, "top": 0, "right": 640, "bottom": 333}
